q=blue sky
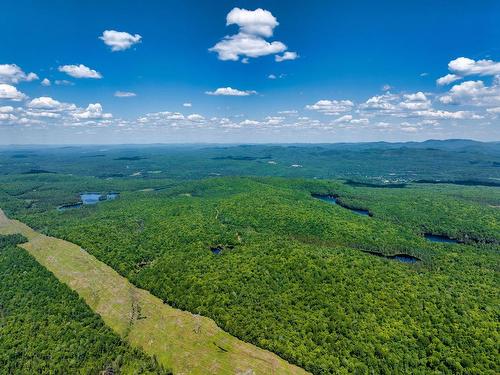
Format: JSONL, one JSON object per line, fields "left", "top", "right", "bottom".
{"left": 1, "top": 0, "right": 499, "bottom": 144}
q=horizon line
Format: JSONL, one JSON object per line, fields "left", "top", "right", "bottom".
{"left": 1, "top": 138, "right": 500, "bottom": 147}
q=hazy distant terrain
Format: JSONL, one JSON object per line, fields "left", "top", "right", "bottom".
{"left": 1, "top": 140, "right": 499, "bottom": 184}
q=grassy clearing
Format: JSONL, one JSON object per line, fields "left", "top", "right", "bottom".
{"left": 0, "top": 209, "right": 307, "bottom": 375}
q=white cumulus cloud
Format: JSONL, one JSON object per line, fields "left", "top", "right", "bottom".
{"left": 226, "top": 7, "right": 278, "bottom": 37}
{"left": 413, "top": 109, "right": 481, "bottom": 120}
{"left": 187, "top": 114, "right": 205, "bottom": 122}
{"left": 209, "top": 8, "right": 295, "bottom": 62}
{"left": 27, "top": 96, "right": 76, "bottom": 111}
{"left": 25, "top": 111, "right": 61, "bottom": 118}
{"left": 0, "top": 64, "right": 38, "bottom": 84}
{"left": 58, "top": 64, "right": 102, "bottom": 79}
{"left": 332, "top": 115, "right": 353, "bottom": 124}
{"left": 100, "top": 30, "right": 142, "bottom": 51}
{"left": 0, "top": 106, "right": 14, "bottom": 113}
{"left": 436, "top": 57, "right": 500, "bottom": 86}
{"left": 350, "top": 118, "right": 370, "bottom": 125}
{"left": 306, "top": 99, "right": 354, "bottom": 115}
{"left": 0, "top": 84, "right": 27, "bottom": 101}
{"left": 166, "top": 112, "right": 185, "bottom": 120}
{"left": 486, "top": 107, "right": 500, "bottom": 114}
{"left": 240, "top": 119, "right": 260, "bottom": 126}
{"left": 439, "top": 80, "right": 500, "bottom": 106}
{"left": 0, "top": 113, "right": 17, "bottom": 121}
{"left": 448, "top": 57, "right": 500, "bottom": 77}
{"left": 205, "top": 87, "right": 257, "bottom": 96}
{"left": 210, "top": 33, "right": 286, "bottom": 61}
{"left": 399, "top": 92, "right": 431, "bottom": 110}
{"left": 436, "top": 74, "right": 461, "bottom": 86}
{"left": 265, "top": 116, "right": 284, "bottom": 125}
{"left": 73, "top": 103, "right": 112, "bottom": 119}
{"left": 275, "top": 51, "right": 298, "bottom": 62}
{"left": 360, "top": 93, "right": 399, "bottom": 111}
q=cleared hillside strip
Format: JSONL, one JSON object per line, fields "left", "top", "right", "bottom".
{"left": 0, "top": 209, "right": 308, "bottom": 375}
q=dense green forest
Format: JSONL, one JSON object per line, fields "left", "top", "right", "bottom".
{"left": 0, "top": 142, "right": 499, "bottom": 374}
{"left": 0, "top": 234, "right": 170, "bottom": 375}
{"left": 1, "top": 172, "right": 498, "bottom": 374}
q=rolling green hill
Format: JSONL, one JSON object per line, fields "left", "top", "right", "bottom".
{"left": 1, "top": 174, "right": 498, "bottom": 374}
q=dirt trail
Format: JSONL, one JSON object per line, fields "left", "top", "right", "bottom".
{"left": 0, "top": 209, "right": 308, "bottom": 375}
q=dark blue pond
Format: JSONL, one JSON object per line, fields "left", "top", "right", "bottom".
{"left": 392, "top": 255, "right": 419, "bottom": 263}
{"left": 425, "top": 234, "right": 459, "bottom": 244}
{"left": 312, "top": 194, "right": 370, "bottom": 216}
{"left": 350, "top": 208, "right": 370, "bottom": 216}
{"left": 363, "top": 250, "right": 420, "bottom": 263}
{"left": 313, "top": 194, "right": 339, "bottom": 205}
{"left": 211, "top": 246, "right": 222, "bottom": 255}
{"left": 58, "top": 192, "right": 120, "bottom": 211}
{"left": 210, "top": 244, "right": 235, "bottom": 255}
{"left": 80, "top": 193, "right": 102, "bottom": 205}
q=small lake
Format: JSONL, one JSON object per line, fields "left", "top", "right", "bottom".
{"left": 210, "top": 244, "right": 235, "bottom": 255}
{"left": 80, "top": 193, "right": 101, "bottom": 205}
{"left": 211, "top": 246, "right": 222, "bottom": 255}
{"left": 58, "top": 192, "right": 119, "bottom": 211}
{"left": 363, "top": 250, "right": 420, "bottom": 263}
{"left": 312, "top": 194, "right": 370, "bottom": 216}
{"left": 424, "top": 234, "right": 459, "bottom": 244}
